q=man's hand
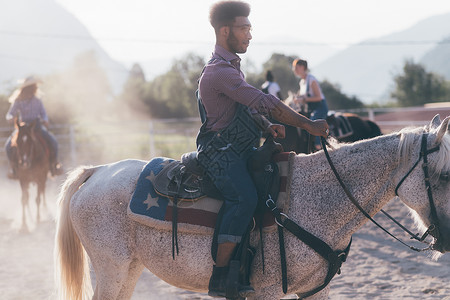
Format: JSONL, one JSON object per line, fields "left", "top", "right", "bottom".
{"left": 306, "top": 119, "right": 329, "bottom": 138}
{"left": 267, "top": 124, "right": 285, "bottom": 139}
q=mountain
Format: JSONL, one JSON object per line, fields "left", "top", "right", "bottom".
{"left": 420, "top": 36, "right": 450, "bottom": 79}
{"left": 312, "top": 12, "right": 450, "bottom": 103}
{"left": 0, "top": 0, "right": 127, "bottom": 94}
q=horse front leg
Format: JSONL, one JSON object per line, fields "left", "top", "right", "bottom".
{"left": 19, "top": 181, "right": 29, "bottom": 232}
{"left": 36, "top": 180, "right": 46, "bottom": 223}
{"left": 35, "top": 192, "right": 41, "bottom": 223}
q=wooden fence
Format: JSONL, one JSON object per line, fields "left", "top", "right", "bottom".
{"left": 0, "top": 106, "right": 448, "bottom": 168}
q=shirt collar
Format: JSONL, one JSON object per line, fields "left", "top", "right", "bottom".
{"left": 214, "top": 44, "right": 241, "bottom": 64}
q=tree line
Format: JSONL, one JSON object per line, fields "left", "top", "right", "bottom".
{"left": 119, "top": 53, "right": 450, "bottom": 119}
{"left": 1, "top": 51, "right": 449, "bottom": 127}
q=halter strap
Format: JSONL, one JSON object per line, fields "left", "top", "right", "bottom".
{"left": 395, "top": 133, "right": 440, "bottom": 196}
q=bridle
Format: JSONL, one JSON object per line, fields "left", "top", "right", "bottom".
{"left": 394, "top": 132, "right": 441, "bottom": 243}
{"left": 321, "top": 132, "right": 441, "bottom": 252}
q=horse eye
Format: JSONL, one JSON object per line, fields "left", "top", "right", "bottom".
{"left": 440, "top": 172, "right": 449, "bottom": 182}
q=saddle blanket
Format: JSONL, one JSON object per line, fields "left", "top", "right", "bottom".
{"left": 128, "top": 152, "right": 294, "bottom": 235}
{"left": 331, "top": 114, "right": 354, "bottom": 139}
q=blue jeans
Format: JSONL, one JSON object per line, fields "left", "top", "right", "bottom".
{"left": 309, "top": 99, "right": 329, "bottom": 147}
{"left": 197, "top": 131, "right": 258, "bottom": 244}
{"left": 212, "top": 148, "right": 258, "bottom": 244}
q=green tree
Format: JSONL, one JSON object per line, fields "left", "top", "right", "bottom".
{"left": 0, "top": 93, "right": 11, "bottom": 127}
{"left": 321, "top": 80, "right": 364, "bottom": 110}
{"left": 391, "top": 59, "right": 449, "bottom": 106}
{"left": 142, "top": 53, "right": 205, "bottom": 118}
{"left": 116, "top": 63, "right": 148, "bottom": 118}
{"left": 246, "top": 53, "right": 298, "bottom": 99}
{"left": 246, "top": 53, "right": 365, "bottom": 109}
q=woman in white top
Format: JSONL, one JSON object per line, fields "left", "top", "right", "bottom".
{"left": 292, "top": 58, "right": 329, "bottom": 149}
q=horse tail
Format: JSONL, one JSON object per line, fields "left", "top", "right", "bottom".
{"left": 54, "top": 166, "right": 98, "bottom": 300}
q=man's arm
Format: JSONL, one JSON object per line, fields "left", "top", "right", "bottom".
{"left": 251, "top": 113, "right": 285, "bottom": 139}
{"left": 251, "top": 113, "right": 272, "bottom": 131}
{"left": 270, "top": 101, "right": 329, "bottom": 137}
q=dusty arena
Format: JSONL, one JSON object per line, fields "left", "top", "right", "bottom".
{"left": 1, "top": 167, "right": 450, "bottom": 300}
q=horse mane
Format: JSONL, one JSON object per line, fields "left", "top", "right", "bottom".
{"left": 397, "top": 124, "right": 450, "bottom": 180}
{"left": 397, "top": 126, "right": 423, "bottom": 166}
{"left": 434, "top": 128, "right": 450, "bottom": 178}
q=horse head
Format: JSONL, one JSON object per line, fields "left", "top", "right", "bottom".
{"left": 14, "top": 118, "right": 41, "bottom": 170}
{"left": 395, "top": 115, "right": 450, "bottom": 256}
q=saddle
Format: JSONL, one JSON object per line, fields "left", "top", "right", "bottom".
{"left": 152, "top": 154, "right": 223, "bottom": 201}
{"left": 327, "top": 113, "right": 354, "bottom": 140}
{"left": 153, "top": 137, "right": 283, "bottom": 205}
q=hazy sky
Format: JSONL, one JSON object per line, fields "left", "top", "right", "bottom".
{"left": 54, "top": 0, "right": 450, "bottom": 66}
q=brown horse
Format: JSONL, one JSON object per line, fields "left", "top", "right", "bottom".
{"left": 276, "top": 111, "right": 382, "bottom": 154}
{"left": 11, "top": 118, "right": 50, "bottom": 231}
{"left": 326, "top": 112, "right": 382, "bottom": 143}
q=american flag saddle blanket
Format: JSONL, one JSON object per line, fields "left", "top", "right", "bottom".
{"left": 128, "top": 152, "right": 294, "bottom": 235}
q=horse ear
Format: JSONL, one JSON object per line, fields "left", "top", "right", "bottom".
{"left": 429, "top": 114, "right": 441, "bottom": 130}
{"left": 436, "top": 116, "right": 450, "bottom": 143}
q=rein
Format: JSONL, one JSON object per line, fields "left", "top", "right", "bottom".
{"left": 320, "top": 134, "right": 440, "bottom": 252}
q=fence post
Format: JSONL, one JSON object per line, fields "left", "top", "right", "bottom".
{"left": 149, "top": 120, "right": 156, "bottom": 157}
{"left": 368, "top": 109, "right": 375, "bottom": 121}
{"left": 69, "top": 125, "right": 77, "bottom": 166}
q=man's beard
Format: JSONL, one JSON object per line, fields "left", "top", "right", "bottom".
{"left": 227, "top": 31, "right": 246, "bottom": 54}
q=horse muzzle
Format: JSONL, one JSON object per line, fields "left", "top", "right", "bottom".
{"left": 431, "top": 227, "right": 450, "bottom": 253}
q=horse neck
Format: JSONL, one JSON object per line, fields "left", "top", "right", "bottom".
{"left": 27, "top": 129, "right": 48, "bottom": 163}
{"left": 289, "top": 134, "right": 401, "bottom": 249}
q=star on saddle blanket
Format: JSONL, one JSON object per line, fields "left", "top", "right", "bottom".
{"left": 127, "top": 152, "right": 294, "bottom": 235}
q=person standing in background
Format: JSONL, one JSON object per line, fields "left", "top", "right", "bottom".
{"left": 261, "top": 70, "right": 282, "bottom": 99}
{"left": 292, "top": 58, "right": 329, "bottom": 150}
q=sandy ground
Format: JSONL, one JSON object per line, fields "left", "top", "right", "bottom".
{"left": 1, "top": 171, "right": 449, "bottom": 300}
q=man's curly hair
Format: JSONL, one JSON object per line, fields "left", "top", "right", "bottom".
{"left": 209, "top": 1, "right": 250, "bottom": 32}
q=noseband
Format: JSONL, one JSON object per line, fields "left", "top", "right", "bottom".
{"left": 394, "top": 133, "right": 440, "bottom": 242}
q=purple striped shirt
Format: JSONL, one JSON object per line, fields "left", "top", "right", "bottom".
{"left": 198, "top": 45, "right": 280, "bottom": 132}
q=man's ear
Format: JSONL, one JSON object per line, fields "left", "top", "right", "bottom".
{"left": 219, "top": 25, "right": 229, "bottom": 37}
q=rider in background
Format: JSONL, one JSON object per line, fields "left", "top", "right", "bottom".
{"left": 292, "top": 58, "right": 329, "bottom": 150}
{"left": 5, "top": 76, "right": 62, "bottom": 179}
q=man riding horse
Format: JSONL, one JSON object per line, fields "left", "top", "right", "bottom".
{"left": 5, "top": 76, "right": 62, "bottom": 179}
{"left": 197, "top": 1, "right": 329, "bottom": 297}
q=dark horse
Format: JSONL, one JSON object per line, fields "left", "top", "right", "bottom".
{"left": 275, "top": 111, "right": 382, "bottom": 154}
{"left": 11, "top": 118, "right": 50, "bottom": 231}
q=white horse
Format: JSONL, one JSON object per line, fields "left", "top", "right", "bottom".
{"left": 55, "top": 115, "right": 450, "bottom": 300}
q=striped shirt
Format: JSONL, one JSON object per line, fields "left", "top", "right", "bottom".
{"left": 6, "top": 96, "right": 48, "bottom": 123}
{"left": 198, "top": 45, "right": 279, "bottom": 132}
